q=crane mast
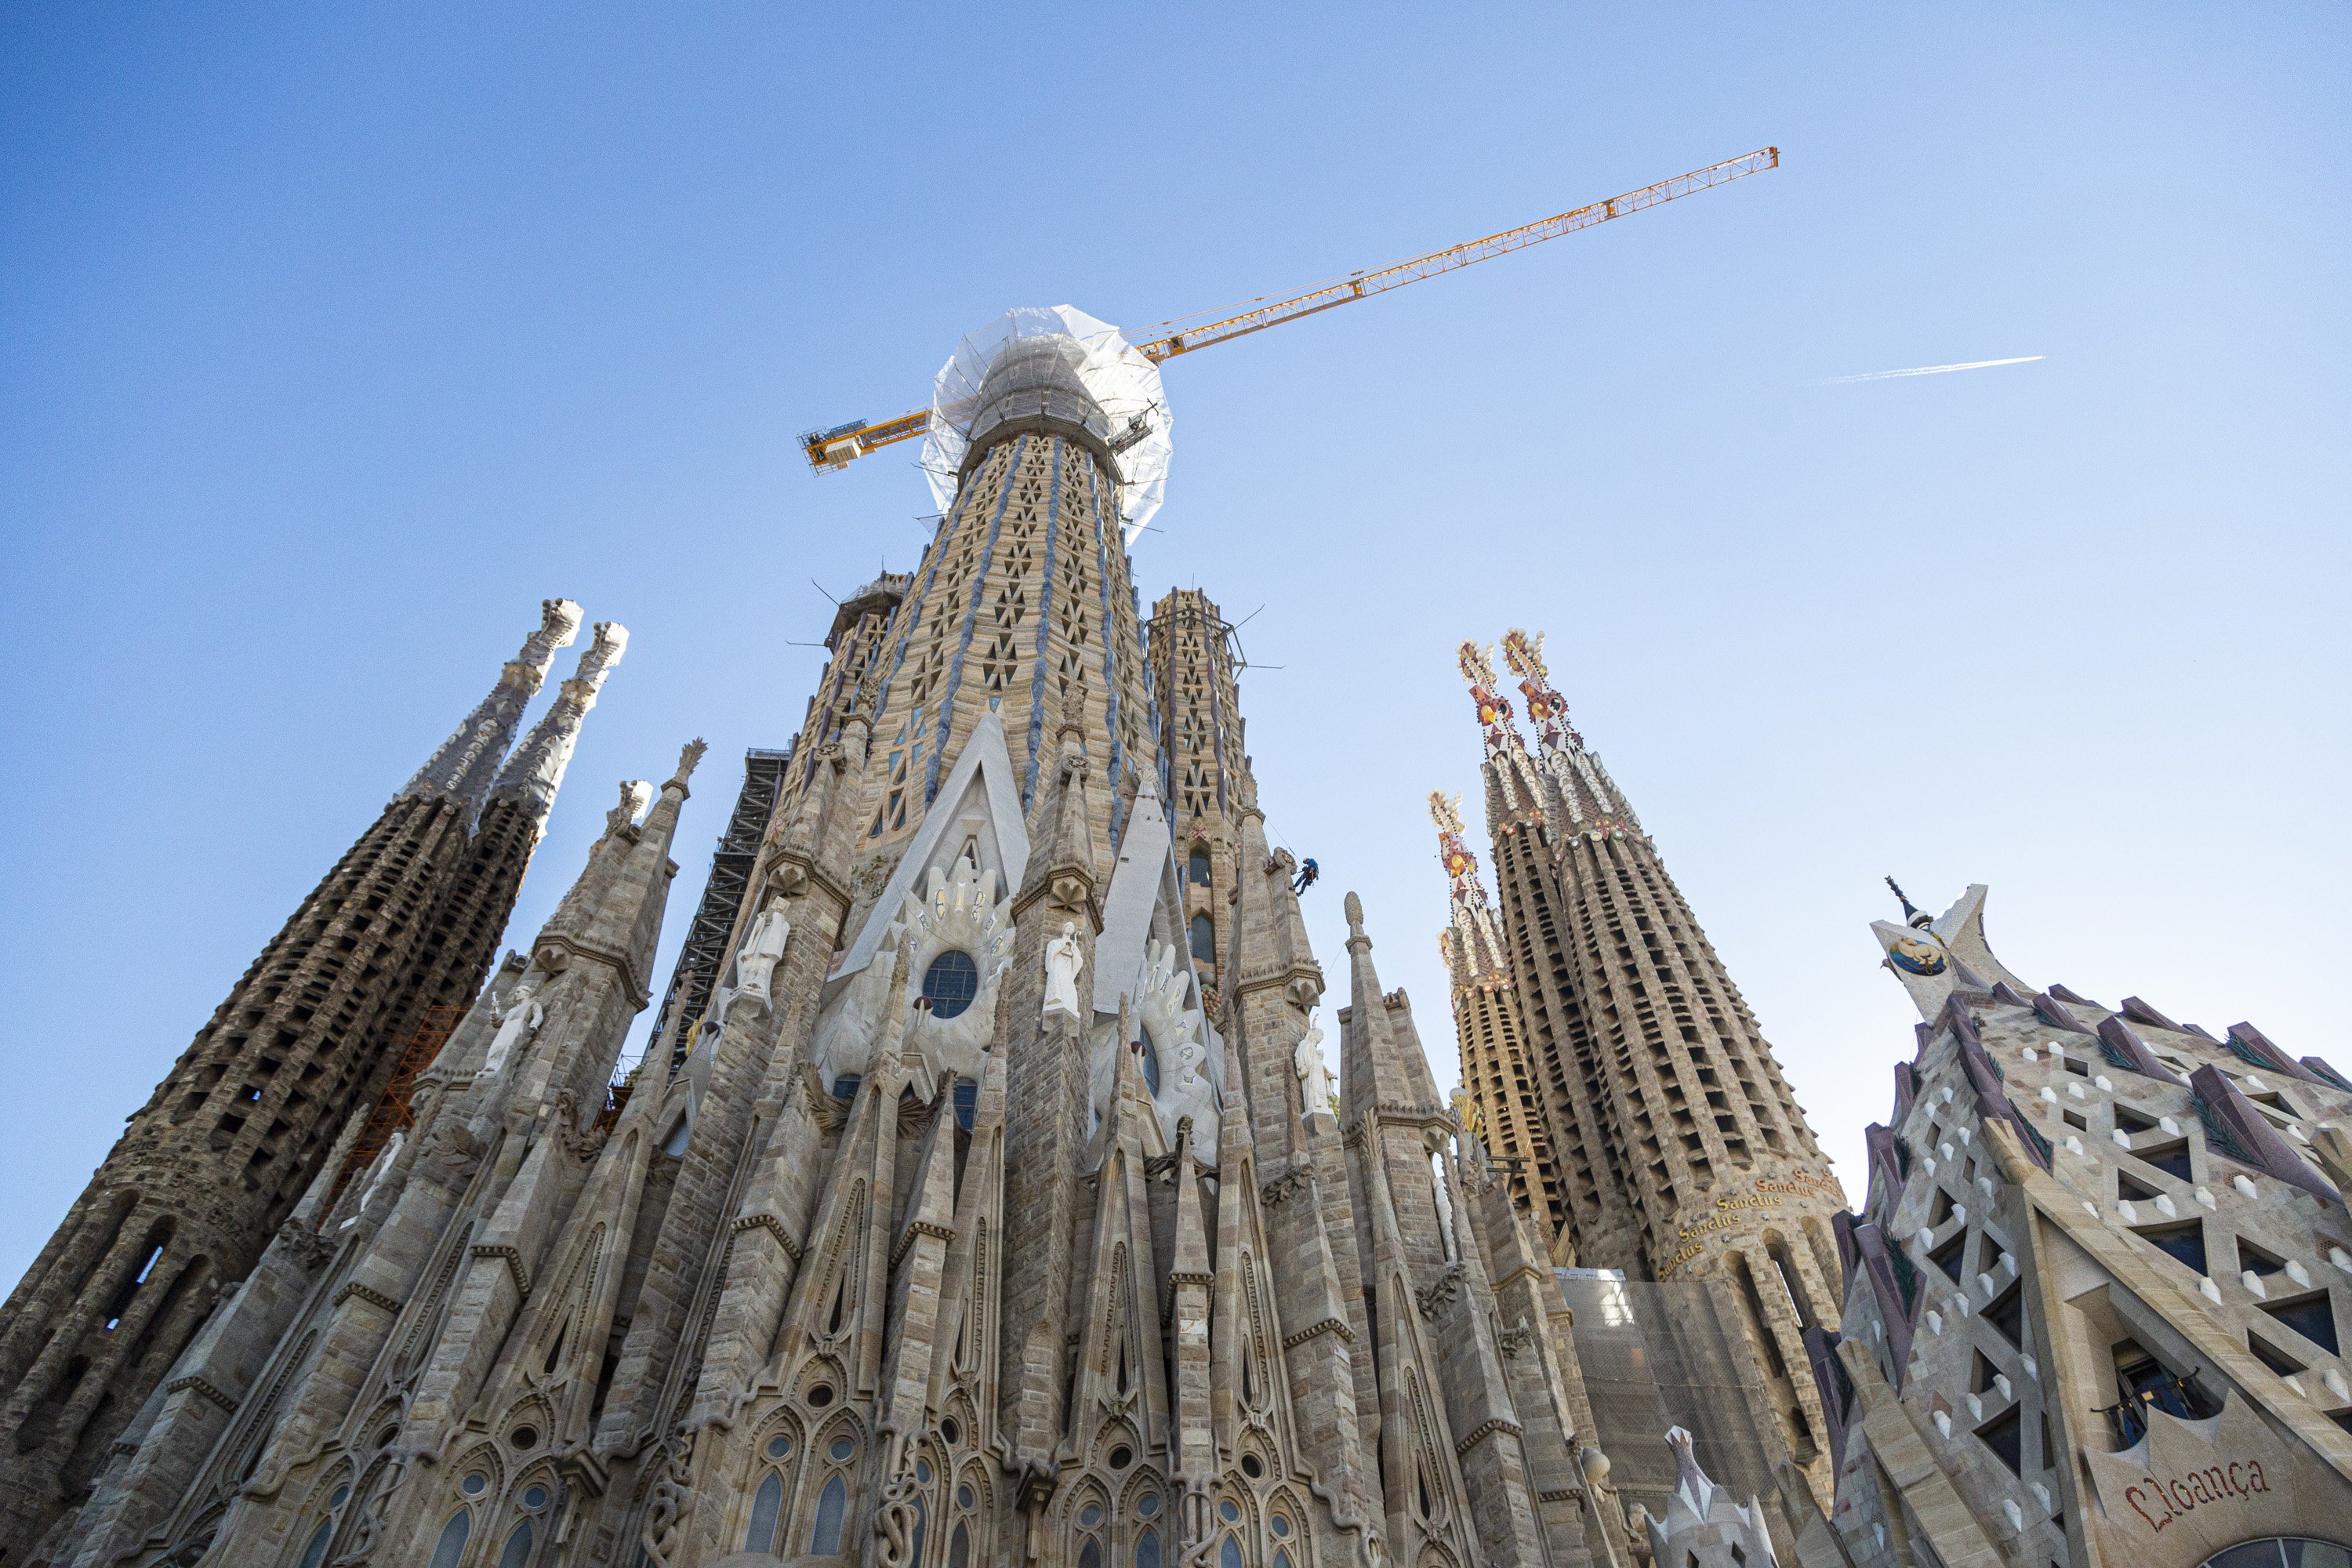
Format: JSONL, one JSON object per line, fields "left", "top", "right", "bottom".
{"left": 801, "top": 146, "right": 1777, "bottom": 475}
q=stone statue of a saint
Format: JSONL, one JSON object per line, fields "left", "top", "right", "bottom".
{"left": 1043, "top": 923, "right": 1085, "bottom": 1022}
{"left": 483, "top": 982, "right": 543, "bottom": 1076}
{"left": 1294, "top": 1017, "right": 1333, "bottom": 1116}
{"left": 1430, "top": 1149, "right": 1459, "bottom": 1261}
{"left": 734, "top": 895, "right": 791, "bottom": 1014}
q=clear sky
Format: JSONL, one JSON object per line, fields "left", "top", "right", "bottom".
{"left": 5, "top": 5, "right": 2347, "bottom": 1287}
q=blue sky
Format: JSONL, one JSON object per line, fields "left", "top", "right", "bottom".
{"left": 5, "top": 5, "right": 2347, "bottom": 1284}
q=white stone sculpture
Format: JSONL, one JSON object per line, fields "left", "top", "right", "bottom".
{"left": 1431, "top": 1150, "right": 1459, "bottom": 1261}
{"left": 483, "top": 982, "right": 543, "bottom": 1076}
{"left": 734, "top": 895, "right": 791, "bottom": 1014}
{"left": 342, "top": 1131, "right": 405, "bottom": 1231}
{"left": 1294, "top": 1016, "right": 1333, "bottom": 1116}
{"left": 1044, "top": 923, "right": 1086, "bottom": 1022}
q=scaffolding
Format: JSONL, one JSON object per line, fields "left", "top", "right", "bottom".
{"left": 650, "top": 746, "right": 794, "bottom": 1065}
{"left": 317, "top": 1003, "right": 463, "bottom": 1224}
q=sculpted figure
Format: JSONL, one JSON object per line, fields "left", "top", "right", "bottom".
{"left": 1043, "top": 922, "right": 1086, "bottom": 1022}
{"left": 482, "top": 981, "right": 543, "bottom": 1076}
{"left": 1294, "top": 1016, "right": 1333, "bottom": 1116}
{"left": 339, "top": 1130, "right": 405, "bottom": 1231}
{"left": 734, "top": 895, "right": 791, "bottom": 1014}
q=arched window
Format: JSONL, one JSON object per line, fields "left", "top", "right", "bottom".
{"left": 495, "top": 1519, "right": 534, "bottom": 1568}
{"left": 1188, "top": 847, "right": 1211, "bottom": 887}
{"left": 910, "top": 1496, "right": 927, "bottom": 1567}
{"left": 1274, "top": 1553, "right": 1294, "bottom": 1568}
{"left": 1220, "top": 1536, "right": 1243, "bottom": 1568}
{"left": 948, "top": 1521, "right": 972, "bottom": 1568}
{"left": 746, "top": 1471, "right": 783, "bottom": 1552}
{"left": 811, "top": 1475, "right": 848, "bottom": 1555}
{"left": 296, "top": 1520, "right": 333, "bottom": 1568}
{"left": 1138, "top": 1027, "right": 1160, "bottom": 1095}
{"left": 1079, "top": 1541, "right": 1103, "bottom": 1568}
{"left": 426, "top": 1510, "right": 471, "bottom": 1568}
{"left": 1189, "top": 914, "right": 1214, "bottom": 964}
{"left": 1135, "top": 1526, "right": 1162, "bottom": 1568}
{"left": 923, "top": 951, "right": 981, "bottom": 1018}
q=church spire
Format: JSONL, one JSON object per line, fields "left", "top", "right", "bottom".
{"left": 401, "top": 597, "right": 583, "bottom": 811}
{"left": 488, "top": 619, "right": 627, "bottom": 832}
{"left": 1497, "top": 627, "right": 1639, "bottom": 837}
{"left": 1433, "top": 791, "right": 1511, "bottom": 989}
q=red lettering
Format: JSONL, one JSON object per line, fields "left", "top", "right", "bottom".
{"left": 2126, "top": 1485, "right": 2166, "bottom": 1532}
{"left": 2227, "top": 1462, "right": 2243, "bottom": 1497}
{"left": 2248, "top": 1460, "right": 2267, "bottom": 1493}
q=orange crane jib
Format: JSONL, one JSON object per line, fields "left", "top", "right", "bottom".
{"left": 800, "top": 146, "right": 1777, "bottom": 474}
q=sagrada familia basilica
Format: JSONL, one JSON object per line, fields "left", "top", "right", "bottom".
{"left": 5, "top": 310, "right": 2348, "bottom": 1568}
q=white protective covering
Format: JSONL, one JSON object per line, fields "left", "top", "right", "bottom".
{"left": 919, "top": 305, "right": 1174, "bottom": 543}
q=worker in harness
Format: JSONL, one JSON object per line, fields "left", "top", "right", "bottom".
{"left": 1293, "top": 857, "right": 1319, "bottom": 895}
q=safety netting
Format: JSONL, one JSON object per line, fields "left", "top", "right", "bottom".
{"left": 920, "top": 305, "right": 1174, "bottom": 544}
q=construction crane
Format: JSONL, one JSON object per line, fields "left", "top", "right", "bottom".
{"left": 800, "top": 147, "right": 1778, "bottom": 475}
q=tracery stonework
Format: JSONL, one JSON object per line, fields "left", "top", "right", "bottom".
{"left": 14, "top": 305, "right": 2343, "bottom": 1568}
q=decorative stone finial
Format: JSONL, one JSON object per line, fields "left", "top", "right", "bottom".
{"left": 488, "top": 620, "right": 629, "bottom": 825}
{"left": 670, "top": 738, "right": 708, "bottom": 788}
{"left": 536, "top": 597, "right": 586, "bottom": 652}
{"left": 1344, "top": 891, "right": 1364, "bottom": 930}
{"left": 1457, "top": 640, "right": 1520, "bottom": 754}
{"left": 1501, "top": 626, "right": 1581, "bottom": 751}
{"left": 403, "top": 597, "right": 590, "bottom": 810}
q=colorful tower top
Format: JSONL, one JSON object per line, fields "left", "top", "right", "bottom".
{"left": 1456, "top": 639, "right": 1519, "bottom": 756}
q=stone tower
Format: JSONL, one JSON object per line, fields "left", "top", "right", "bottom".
{"left": 1432, "top": 790, "right": 1574, "bottom": 1261}
{"left": 37, "top": 308, "right": 1690, "bottom": 1568}
{"left": 1459, "top": 630, "right": 1849, "bottom": 1486}
{"left": 1820, "top": 883, "right": 2352, "bottom": 1568}
{"left": 1145, "top": 589, "right": 1247, "bottom": 1004}
{"left": 0, "top": 601, "right": 615, "bottom": 1559}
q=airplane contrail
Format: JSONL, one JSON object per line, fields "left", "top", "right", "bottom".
{"left": 1824, "top": 354, "right": 2044, "bottom": 384}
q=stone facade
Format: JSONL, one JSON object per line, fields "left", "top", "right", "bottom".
{"left": 0, "top": 601, "right": 618, "bottom": 1562}
{"left": 5, "top": 331, "right": 1715, "bottom": 1568}
{"left": 1817, "top": 884, "right": 2352, "bottom": 1568}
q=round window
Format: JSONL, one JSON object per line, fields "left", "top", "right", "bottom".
{"left": 1240, "top": 1454, "right": 1264, "bottom": 1479}
{"left": 940, "top": 1417, "right": 961, "bottom": 1446}
{"left": 329, "top": 1486, "right": 350, "bottom": 1508}
{"left": 1080, "top": 1504, "right": 1104, "bottom": 1528}
{"left": 1218, "top": 1498, "right": 1240, "bottom": 1523}
{"left": 1137, "top": 1494, "right": 1160, "bottom": 1518}
{"left": 958, "top": 1483, "right": 977, "bottom": 1509}
{"left": 829, "top": 1436, "right": 855, "bottom": 1462}
{"left": 461, "top": 1472, "right": 488, "bottom": 1496}
{"left": 1107, "top": 1444, "right": 1133, "bottom": 1470}
{"left": 922, "top": 951, "right": 981, "bottom": 1019}
{"left": 917, "top": 1459, "right": 933, "bottom": 1484}
{"left": 510, "top": 1425, "right": 539, "bottom": 1450}
{"left": 808, "top": 1384, "right": 835, "bottom": 1408}
{"left": 766, "top": 1435, "right": 792, "bottom": 1459}
{"left": 522, "top": 1485, "right": 549, "bottom": 1509}
{"left": 1272, "top": 1514, "right": 1291, "bottom": 1537}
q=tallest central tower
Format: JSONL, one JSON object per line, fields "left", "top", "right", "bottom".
{"left": 851, "top": 309, "right": 1160, "bottom": 887}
